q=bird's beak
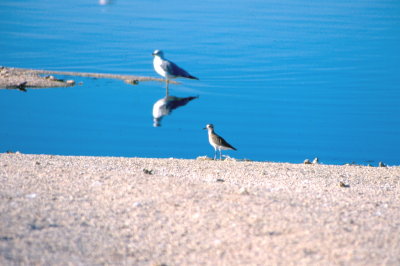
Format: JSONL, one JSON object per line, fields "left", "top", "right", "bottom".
{"left": 203, "top": 127, "right": 207, "bottom": 130}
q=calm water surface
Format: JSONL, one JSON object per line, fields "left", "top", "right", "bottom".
{"left": 1, "top": 0, "right": 399, "bottom": 165}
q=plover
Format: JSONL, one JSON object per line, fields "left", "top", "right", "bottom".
{"left": 152, "top": 50, "right": 199, "bottom": 93}
{"left": 204, "top": 124, "right": 237, "bottom": 160}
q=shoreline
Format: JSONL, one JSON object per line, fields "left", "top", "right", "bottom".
{"left": 1, "top": 153, "right": 399, "bottom": 265}
{"left": 3, "top": 151, "right": 398, "bottom": 168}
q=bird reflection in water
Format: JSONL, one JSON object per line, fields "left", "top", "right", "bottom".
{"left": 152, "top": 92, "right": 198, "bottom": 127}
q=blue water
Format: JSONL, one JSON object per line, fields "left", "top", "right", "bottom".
{"left": 1, "top": 0, "right": 400, "bottom": 165}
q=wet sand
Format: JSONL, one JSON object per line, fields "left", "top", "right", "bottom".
{"left": 0, "top": 66, "right": 170, "bottom": 90}
{"left": 1, "top": 153, "right": 399, "bottom": 265}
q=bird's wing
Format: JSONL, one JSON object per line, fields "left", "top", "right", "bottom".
{"left": 161, "top": 60, "right": 194, "bottom": 78}
{"left": 214, "top": 134, "right": 237, "bottom": 150}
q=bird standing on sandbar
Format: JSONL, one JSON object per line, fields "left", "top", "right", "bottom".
{"left": 152, "top": 50, "right": 199, "bottom": 95}
{"left": 204, "top": 124, "right": 237, "bottom": 160}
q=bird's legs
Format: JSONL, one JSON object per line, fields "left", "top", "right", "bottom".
{"left": 213, "top": 149, "right": 217, "bottom": 160}
{"left": 165, "top": 79, "right": 170, "bottom": 96}
{"left": 219, "top": 150, "right": 223, "bottom": 160}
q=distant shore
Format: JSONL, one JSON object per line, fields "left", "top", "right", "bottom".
{"left": 1, "top": 153, "right": 399, "bottom": 265}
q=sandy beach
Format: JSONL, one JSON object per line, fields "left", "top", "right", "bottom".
{"left": 0, "top": 153, "right": 399, "bottom": 265}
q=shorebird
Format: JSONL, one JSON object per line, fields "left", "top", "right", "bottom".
{"left": 204, "top": 124, "right": 237, "bottom": 160}
{"left": 152, "top": 50, "right": 199, "bottom": 94}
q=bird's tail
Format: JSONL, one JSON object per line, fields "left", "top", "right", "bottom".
{"left": 188, "top": 75, "right": 199, "bottom": 80}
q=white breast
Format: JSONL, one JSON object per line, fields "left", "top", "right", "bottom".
{"left": 208, "top": 132, "right": 218, "bottom": 150}
{"left": 153, "top": 56, "right": 166, "bottom": 78}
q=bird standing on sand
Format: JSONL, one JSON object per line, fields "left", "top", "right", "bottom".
{"left": 152, "top": 50, "right": 199, "bottom": 94}
{"left": 204, "top": 124, "right": 237, "bottom": 160}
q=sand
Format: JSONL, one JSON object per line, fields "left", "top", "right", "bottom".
{"left": 0, "top": 66, "right": 174, "bottom": 90}
{"left": 0, "top": 153, "right": 399, "bottom": 265}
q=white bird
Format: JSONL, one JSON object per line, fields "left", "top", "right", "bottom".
{"left": 204, "top": 124, "right": 237, "bottom": 160}
{"left": 152, "top": 50, "right": 199, "bottom": 93}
